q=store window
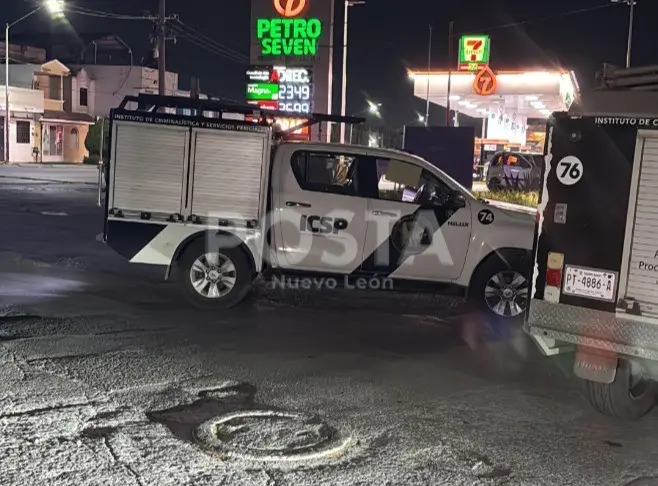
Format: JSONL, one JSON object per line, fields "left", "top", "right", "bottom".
{"left": 16, "top": 121, "right": 30, "bottom": 144}
{"left": 42, "top": 124, "right": 63, "bottom": 156}
{"left": 71, "top": 128, "right": 79, "bottom": 150}
{"left": 291, "top": 151, "right": 360, "bottom": 196}
{"left": 79, "top": 87, "right": 88, "bottom": 107}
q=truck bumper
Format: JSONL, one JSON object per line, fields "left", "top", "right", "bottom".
{"left": 525, "top": 299, "right": 658, "bottom": 361}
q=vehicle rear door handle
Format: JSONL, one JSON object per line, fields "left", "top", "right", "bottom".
{"left": 372, "top": 210, "right": 397, "bottom": 217}
{"left": 286, "top": 201, "right": 311, "bottom": 208}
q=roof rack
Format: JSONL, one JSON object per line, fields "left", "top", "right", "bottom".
{"left": 116, "top": 94, "right": 366, "bottom": 136}
{"left": 595, "top": 64, "right": 658, "bottom": 91}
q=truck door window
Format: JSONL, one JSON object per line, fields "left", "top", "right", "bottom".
{"left": 291, "top": 151, "right": 360, "bottom": 196}
{"left": 376, "top": 158, "right": 450, "bottom": 205}
{"left": 492, "top": 154, "right": 504, "bottom": 167}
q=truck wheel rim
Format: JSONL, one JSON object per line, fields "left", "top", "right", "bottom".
{"left": 189, "top": 252, "right": 237, "bottom": 299}
{"left": 484, "top": 271, "right": 529, "bottom": 317}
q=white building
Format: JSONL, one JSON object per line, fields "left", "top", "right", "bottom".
{"left": 0, "top": 84, "right": 45, "bottom": 162}
{"left": 77, "top": 65, "right": 180, "bottom": 118}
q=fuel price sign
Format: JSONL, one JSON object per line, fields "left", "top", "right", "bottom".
{"left": 274, "top": 66, "right": 314, "bottom": 115}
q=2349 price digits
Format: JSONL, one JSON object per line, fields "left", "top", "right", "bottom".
{"left": 279, "top": 84, "right": 311, "bottom": 101}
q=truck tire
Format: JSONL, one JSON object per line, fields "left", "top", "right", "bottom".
{"left": 470, "top": 252, "right": 530, "bottom": 324}
{"left": 178, "top": 237, "right": 252, "bottom": 310}
{"left": 583, "top": 359, "right": 658, "bottom": 420}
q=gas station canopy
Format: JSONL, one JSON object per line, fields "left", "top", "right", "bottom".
{"left": 409, "top": 69, "right": 579, "bottom": 120}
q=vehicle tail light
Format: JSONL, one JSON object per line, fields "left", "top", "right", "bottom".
{"left": 545, "top": 252, "right": 564, "bottom": 303}
{"left": 546, "top": 268, "right": 562, "bottom": 287}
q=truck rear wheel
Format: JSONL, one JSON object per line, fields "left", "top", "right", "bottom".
{"left": 583, "top": 359, "right": 658, "bottom": 420}
{"left": 178, "top": 238, "right": 252, "bottom": 309}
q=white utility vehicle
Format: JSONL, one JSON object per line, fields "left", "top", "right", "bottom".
{"left": 102, "top": 94, "right": 534, "bottom": 319}
{"left": 526, "top": 70, "right": 658, "bottom": 419}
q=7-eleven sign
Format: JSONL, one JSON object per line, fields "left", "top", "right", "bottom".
{"left": 458, "top": 35, "right": 491, "bottom": 72}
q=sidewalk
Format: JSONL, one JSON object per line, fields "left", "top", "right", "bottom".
{"left": 0, "top": 164, "right": 100, "bottom": 185}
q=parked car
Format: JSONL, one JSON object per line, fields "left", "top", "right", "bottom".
{"left": 486, "top": 152, "right": 543, "bottom": 191}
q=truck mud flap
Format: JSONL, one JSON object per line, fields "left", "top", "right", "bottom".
{"left": 574, "top": 348, "right": 618, "bottom": 384}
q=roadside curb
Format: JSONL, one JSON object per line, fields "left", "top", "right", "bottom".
{"left": 0, "top": 175, "right": 98, "bottom": 186}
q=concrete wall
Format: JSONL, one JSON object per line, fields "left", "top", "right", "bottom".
{"left": 83, "top": 66, "right": 179, "bottom": 116}
{"left": 62, "top": 124, "right": 90, "bottom": 162}
{"left": 0, "top": 85, "right": 44, "bottom": 113}
{"left": 72, "top": 69, "right": 96, "bottom": 116}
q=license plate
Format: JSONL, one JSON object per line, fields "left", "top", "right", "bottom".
{"left": 563, "top": 266, "right": 617, "bottom": 302}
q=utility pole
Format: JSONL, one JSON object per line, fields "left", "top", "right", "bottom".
{"left": 158, "top": 0, "right": 166, "bottom": 95}
{"left": 611, "top": 0, "right": 637, "bottom": 69}
{"left": 5, "top": 23, "right": 9, "bottom": 163}
{"left": 446, "top": 21, "right": 454, "bottom": 127}
{"left": 626, "top": 0, "right": 635, "bottom": 69}
{"left": 425, "top": 24, "right": 432, "bottom": 127}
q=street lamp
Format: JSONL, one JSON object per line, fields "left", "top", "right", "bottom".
{"left": 339, "top": 0, "right": 365, "bottom": 145}
{"left": 367, "top": 100, "right": 381, "bottom": 117}
{"left": 4, "top": 0, "right": 64, "bottom": 163}
{"left": 611, "top": 0, "right": 637, "bottom": 69}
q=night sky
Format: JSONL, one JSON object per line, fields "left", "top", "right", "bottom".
{"left": 3, "top": 0, "right": 658, "bottom": 127}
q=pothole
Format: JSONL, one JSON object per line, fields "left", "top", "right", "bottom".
{"left": 148, "top": 382, "right": 351, "bottom": 462}
{"left": 194, "top": 409, "right": 350, "bottom": 461}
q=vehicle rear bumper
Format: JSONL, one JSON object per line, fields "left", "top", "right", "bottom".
{"left": 525, "top": 299, "right": 658, "bottom": 361}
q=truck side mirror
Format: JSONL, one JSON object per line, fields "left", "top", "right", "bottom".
{"left": 444, "top": 190, "right": 467, "bottom": 209}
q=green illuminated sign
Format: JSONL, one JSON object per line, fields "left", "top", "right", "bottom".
{"left": 458, "top": 35, "right": 491, "bottom": 71}
{"left": 246, "top": 82, "right": 279, "bottom": 101}
{"left": 257, "top": 18, "right": 322, "bottom": 56}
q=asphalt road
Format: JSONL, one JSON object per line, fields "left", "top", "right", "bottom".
{"left": 1, "top": 167, "right": 658, "bottom": 486}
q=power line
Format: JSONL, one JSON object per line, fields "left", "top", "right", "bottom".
{"left": 167, "top": 23, "right": 248, "bottom": 64}
{"left": 66, "top": 6, "right": 154, "bottom": 21}
{"left": 170, "top": 19, "right": 248, "bottom": 63}
{"left": 458, "top": 3, "right": 618, "bottom": 35}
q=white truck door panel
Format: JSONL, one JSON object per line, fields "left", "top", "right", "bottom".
{"left": 360, "top": 157, "right": 471, "bottom": 281}
{"left": 274, "top": 146, "right": 368, "bottom": 273}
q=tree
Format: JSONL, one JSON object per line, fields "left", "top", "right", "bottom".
{"left": 85, "top": 118, "right": 109, "bottom": 161}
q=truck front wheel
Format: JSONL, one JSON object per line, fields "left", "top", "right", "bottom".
{"left": 178, "top": 238, "right": 252, "bottom": 309}
{"left": 583, "top": 359, "right": 658, "bottom": 420}
{"left": 470, "top": 253, "right": 530, "bottom": 322}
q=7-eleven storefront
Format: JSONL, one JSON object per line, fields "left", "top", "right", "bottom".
{"left": 409, "top": 68, "right": 579, "bottom": 154}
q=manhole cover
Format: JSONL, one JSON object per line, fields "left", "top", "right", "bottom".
{"left": 194, "top": 409, "right": 350, "bottom": 461}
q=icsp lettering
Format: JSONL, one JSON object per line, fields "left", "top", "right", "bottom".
{"left": 300, "top": 215, "right": 349, "bottom": 234}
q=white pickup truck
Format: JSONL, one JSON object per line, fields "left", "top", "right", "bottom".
{"left": 102, "top": 94, "right": 535, "bottom": 320}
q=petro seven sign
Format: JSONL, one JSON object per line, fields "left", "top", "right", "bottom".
{"left": 257, "top": 0, "right": 323, "bottom": 56}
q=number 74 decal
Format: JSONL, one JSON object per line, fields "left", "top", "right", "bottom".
{"left": 556, "top": 156, "right": 584, "bottom": 186}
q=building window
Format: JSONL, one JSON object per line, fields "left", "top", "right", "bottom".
{"left": 71, "top": 128, "right": 79, "bottom": 149}
{"left": 16, "top": 121, "right": 30, "bottom": 144}
{"left": 49, "top": 75, "right": 61, "bottom": 100}
{"left": 43, "top": 124, "right": 63, "bottom": 156}
{"left": 79, "top": 87, "right": 88, "bottom": 107}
